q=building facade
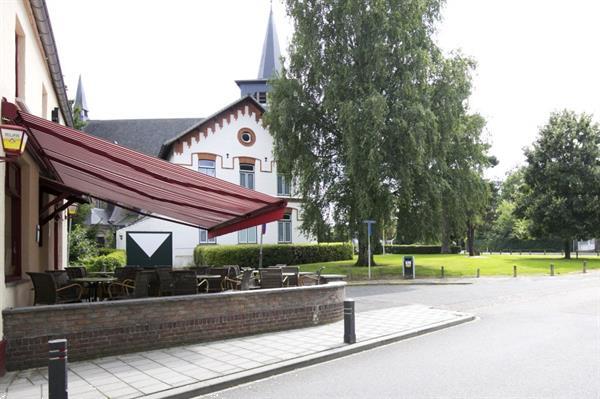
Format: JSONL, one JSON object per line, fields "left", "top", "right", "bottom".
{"left": 0, "top": 0, "right": 73, "bottom": 372}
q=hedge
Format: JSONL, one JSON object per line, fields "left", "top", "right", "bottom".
{"left": 194, "top": 243, "right": 353, "bottom": 268}
{"left": 475, "top": 239, "right": 564, "bottom": 252}
{"left": 76, "top": 250, "right": 126, "bottom": 272}
{"left": 377, "top": 245, "right": 461, "bottom": 254}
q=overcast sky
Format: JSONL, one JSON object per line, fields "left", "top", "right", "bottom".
{"left": 47, "top": 0, "right": 600, "bottom": 180}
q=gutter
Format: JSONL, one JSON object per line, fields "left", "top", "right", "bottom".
{"left": 29, "top": 0, "right": 74, "bottom": 127}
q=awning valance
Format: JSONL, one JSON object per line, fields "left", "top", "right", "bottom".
{"left": 2, "top": 101, "right": 286, "bottom": 237}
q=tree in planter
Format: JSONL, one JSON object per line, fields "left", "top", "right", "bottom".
{"left": 517, "top": 111, "right": 600, "bottom": 259}
{"left": 265, "top": 0, "right": 444, "bottom": 266}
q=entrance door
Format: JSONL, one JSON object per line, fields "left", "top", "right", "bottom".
{"left": 126, "top": 232, "right": 172, "bottom": 267}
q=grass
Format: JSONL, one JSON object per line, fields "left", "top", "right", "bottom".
{"left": 298, "top": 253, "right": 600, "bottom": 280}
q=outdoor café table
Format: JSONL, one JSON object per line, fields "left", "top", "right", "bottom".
{"left": 196, "top": 275, "right": 223, "bottom": 292}
{"left": 88, "top": 271, "right": 115, "bottom": 277}
{"left": 71, "top": 277, "right": 117, "bottom": 301}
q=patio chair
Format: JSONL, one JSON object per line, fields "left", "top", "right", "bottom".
{"left": 45, "top": 270, "right": 71, "bottom": 287}
{"left": 65, "top": 266, "right": 87, "bottom": 279}
{"left": 225, "top": 269, "right": 255, "bottom": 290}
{"left": 188, "top": 266, "right": 211, "bottom": 275}
{"left": 299, "top": 266, "right": 325, "bottom": 286}
{"left": 156, "top": 268, "right": 173, "bottom": 296}
{"left": 108, "top": 270, "right": 154, "bottom": 299}
{"left": 205, "top": 267, "right": 229, "bottom": 292}
{"left": 259, "top": 268, "right": 287, "bottom": 289}
{"left": 170, "top": 270, "right": 202, "bottom": 295}
{"left": 281, "top": 266, "right": 300, "bottom": 287}
{"left": 28, "top": 272, "right": 83, "bottom": 305}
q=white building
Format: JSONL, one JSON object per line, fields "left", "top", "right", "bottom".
{"left": 84, "top": 9, "right": 312, "bottom": 266}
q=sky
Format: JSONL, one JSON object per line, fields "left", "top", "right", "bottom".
{"left": 46, "top": 0, "right": 600, "bottom": 181}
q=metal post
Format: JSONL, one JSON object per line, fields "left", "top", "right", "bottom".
{"left": 367, "top": 233, "right": 371, "bottom": 280}
{"left": 48, "top": 339, "right": 68, "bottom": 399}
{"left": 513, "top": 265, "right": 517, "bottom": 278}
{"left": 441, "top": 266, "right": 445, "bottom": 279}
{"left": 583, "top": 261, "right": 587, "bottom": 274}
{"left": 258, "top": 226, "right": 264, "bottom": 269}
{"left": 550, "top": 264, "right": 554, "bottom": 276}
{"left": 476, "top": 268, "right": 480, "bottom": 278}
{"left": 343, "top": 299, "right": 356, "bottom": 344}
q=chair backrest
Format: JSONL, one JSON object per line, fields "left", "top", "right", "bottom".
{"left": 209, "top": 267, "right": 230, "bottom": 277}
{"left": 189, "top": 266, "right": 210, "bottom": 275}
{"left": 133, "top": 271, "right": 155, "bottom": 298}
{"left": 28, "top": 272, "right": 58, "bottom": 305}
{"left": 65, "top": 266, "right": 86, "bottom": 279}
{"left": 240, "top": 269, "right": 254, "bottom": 291}
{"left": 170, "top": 270, "right": 198, "bottom": 296}
{"left": 45, "top": 270, "right": 70, "bottom": 287}
{"left": 122, "top": 266, "right": 141, "bottom": 283}
{"left": 223, "top": 265, "right": 240, "bottom": 278}
{"left": 260, "top": 268, "right": 283, "bottom": 289}
{"left": 156, "top": 268, "right": 173, "bottom": 296}
{"left": 281, "top": 266, "right": 300, "bottom": 286}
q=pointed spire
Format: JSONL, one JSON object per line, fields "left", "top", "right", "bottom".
{"left": 257, "top": 5, "right": 282, "bottom": 79}
{"left": 74, "top": 74, "right": 89, "bottom": 121}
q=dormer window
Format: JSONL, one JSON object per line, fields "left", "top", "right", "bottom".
{"left": 257, "top": 92, "right": 267, "bottom": 104}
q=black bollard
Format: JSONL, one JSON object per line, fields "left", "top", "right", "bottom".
{"left": 513, "top": 265, "right": 517, "bottom": 278}
{"left": 344, "top": 300, "right": 356, "bottom": 344}
{"left": 550, "top": 264, "right": 554, "bottom": 276}
{"left": 476, "top": 268, "right": 480, "bottom": 278}
{"left": 441, "top": 266, "right": 445, "bottom": 279}
{"left": 49, "top": 339, "right": 68, "bottom": 399}
{"left": 583, "top": 261, "right": 587, "bottom": 274}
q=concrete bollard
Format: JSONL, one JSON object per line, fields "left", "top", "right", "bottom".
{"left": 49, "top": 339, "right": 68, "bottom": 399}
{"left": 583, "top": 261, "right": 587, "bottom": 274}
{"left": 441, "top": 266, "right": 445, "bottom": 279}
{"left": 550, "top": 264, "right": 554, "bottom": 276}
{"left": 513, "top": 265, "right": 517, "bottom": 278}
{"left": 344, "top": 299, "right": 356, "bottom": 344}
{"left": 476, "top": 268, "right": 480, "bottom": 278}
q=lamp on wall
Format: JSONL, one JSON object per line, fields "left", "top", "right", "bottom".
{"left": 0, "top": 124, "right": 28, "bottom": 161}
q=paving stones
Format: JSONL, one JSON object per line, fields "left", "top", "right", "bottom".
{"left": 0, "top": 304, "right": 471, "bottom": 398}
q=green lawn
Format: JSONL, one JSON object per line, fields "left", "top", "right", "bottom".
{"left": 298, "top": 254, "right": 600, "bottom": 280}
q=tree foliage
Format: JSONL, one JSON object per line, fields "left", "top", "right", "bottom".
{"left": 517, "top": 110, "right": 600, "bottom": 258}
{"left": 266, "top": 0, "right": 491, "bottom": 264}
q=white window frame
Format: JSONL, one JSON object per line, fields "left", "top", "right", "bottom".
{"left": 240, "top": 163, "right": 255, "bottom": 190}
{"left": 199, "top": 228, "right": 216, "bottom": 244}
{"left": 277, "top": 174, "right": 291, "bottom": 196}
{"left": 238, "top": 227, "right": 257, "bottom": 244}
{"left": 198, "top": 159, "right": 216, "bottom": 177}
{"left": 278, "top": 213, "right": 292, "bottom": 243}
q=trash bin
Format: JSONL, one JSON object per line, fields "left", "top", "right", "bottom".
{"left": 403, "top": 256, "right": 415, "bottom": 279}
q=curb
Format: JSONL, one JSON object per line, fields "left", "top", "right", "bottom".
{"left": 144, "top": 313, "right": 476, "bottom": 399}
{"left": 347, "top": 280, "right": 473, "bottom": 286}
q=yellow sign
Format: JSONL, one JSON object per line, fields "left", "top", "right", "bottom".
{"left": 0, "top": 125, "right": 28, "bottom": 156}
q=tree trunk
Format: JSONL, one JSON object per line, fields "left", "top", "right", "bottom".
{"left": 466, "top": 221, "right": 476, "bottom": 257}
{"left": 356, "top": 227, "right": 376, "bottom": 266}
{"left": 441, "top": 213, "right": 451, "bottom": 254}
{"left": 564, "top": 239, "right": 571, "bottom": 259}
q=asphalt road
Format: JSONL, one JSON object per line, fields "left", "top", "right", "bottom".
{"left": 201, "top": 273, "right": 600, "bottom": 399}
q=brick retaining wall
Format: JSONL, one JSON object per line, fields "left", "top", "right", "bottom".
{"left": 3, "top": 282, "right": 345, "bottom": 370}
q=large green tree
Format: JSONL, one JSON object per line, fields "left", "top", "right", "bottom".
{"left": 517, "top": 111, "right": 600, "bottom": 258}
{"left": 265, "top": 0, "right": 444, "bottom": 265}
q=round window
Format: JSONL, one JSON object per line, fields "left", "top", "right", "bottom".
{"left": 237, "top": 128, "right": 256, "bottom": 146}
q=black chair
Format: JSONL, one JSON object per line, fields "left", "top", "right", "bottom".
{"left": 206, "top": 267, "right": 229, "bottom": 292}
{"left": 156, "top": 268, "right": 173, "bottom": 296}
{"left": 170, "top": 270, "right": 200, "bottom": 295}
{"left": 108, "top": 270, "right": 154, "bottom": 299}
{"left": 225, "top": 269, "right": 255, "bottom": 291}
{"left": 281, "top": 266, "right": 300, "bottom": 287}
{"left": 28, "top": 272, "right": 83, "bottom": 305}
{"left": 259, "top": 268, "right": 287, "bottom": 289}
{"left": 65, "top": 266, "right": 87, "bottom": 279}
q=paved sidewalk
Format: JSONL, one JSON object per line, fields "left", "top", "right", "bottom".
{"left": 0, "top": 304, "right": 473, "bottom": 399}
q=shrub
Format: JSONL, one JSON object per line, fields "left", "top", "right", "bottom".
{"left": 69, "top": 225, "right": 98, "bottom": 262}
{"left": 475, "top": 238, "right": 563, "bottom": 252}
{"left": 194, "top": 243, "right": 353, "bottom": 268}
{"left": 80, "top": 250, "right": 126, "bottom": 272}
{"left": 380, "top": 245, "right": 461, "bottom": 254}
{"left": 97, "top": 247, "right": 116, "bottom": 256}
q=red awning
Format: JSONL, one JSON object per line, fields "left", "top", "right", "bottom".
{"left": 2, "top": 102, "right": 286, "bottom": 237}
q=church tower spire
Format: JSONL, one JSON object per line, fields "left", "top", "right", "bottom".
{"left": 257, "top": 5, "right": 282, "bottom": 79}
{"left": 235, "top": 5, "right": 282, "bottom": 106}
{"left": 74, "top": 74, "right": 89, "bottom": 121}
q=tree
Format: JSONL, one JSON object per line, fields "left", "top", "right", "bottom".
{"left": 265, "top": 0, "right": 444, "bottom": 265}
{"left": 517, "top": 111, "right": 600, "bottom": 259}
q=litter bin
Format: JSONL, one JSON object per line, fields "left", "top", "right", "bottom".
{"left": 403, "top": 256, "right": 415, "bottom": 279}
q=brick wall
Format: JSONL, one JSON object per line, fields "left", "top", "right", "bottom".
{"left": 3, "top": 282, "right": 345, "bottom": 370}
